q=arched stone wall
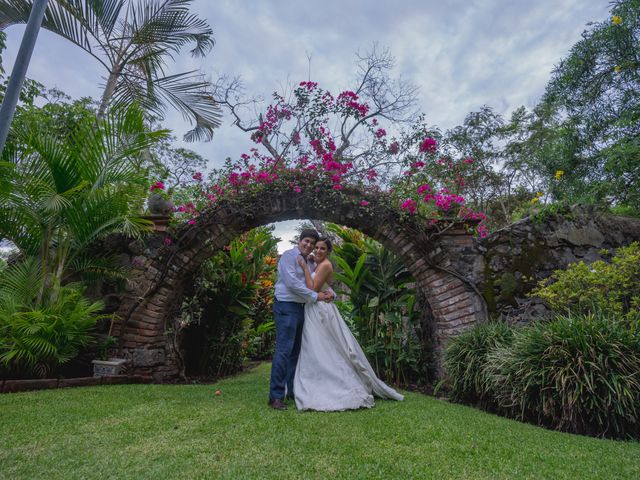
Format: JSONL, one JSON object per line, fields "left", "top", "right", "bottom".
{"left": 112, "top": 188, "right": 487, "bottom": 381}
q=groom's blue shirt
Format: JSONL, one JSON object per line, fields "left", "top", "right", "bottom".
{"left": 274, "top": 247, "right": 318, "bottom": 304}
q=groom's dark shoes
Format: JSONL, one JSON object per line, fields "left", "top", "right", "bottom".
{"left": 268, "top": 398, "right": 287, "bottom": 410}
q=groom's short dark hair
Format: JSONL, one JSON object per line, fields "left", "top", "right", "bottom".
{"left": 299, "top": 229, "right": 319, "bottom": 242}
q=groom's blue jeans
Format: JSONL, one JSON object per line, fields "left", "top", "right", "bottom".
{"left": 269, "top": 299, "right": 305, "bottom": 400}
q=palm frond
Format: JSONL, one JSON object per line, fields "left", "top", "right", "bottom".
{"left": 0, "top": 0, "right": 109, "bottom": 68}
{"left": 111, "top": 69, "right": 221, "bottom": 141}
{"left": 0, "top": 257, "right": 43, "bottom": 307}
{"left": 129, "top": 0, "right": 214, "bottom": 58}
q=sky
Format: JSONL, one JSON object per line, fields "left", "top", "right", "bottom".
{"left": 2, "top": 0, "right": 611, "bottom": 252}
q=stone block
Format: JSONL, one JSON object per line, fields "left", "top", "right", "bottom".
{"left": 132, "top": 348, "right": 165, "bottom": 367}
{"left": 58, "top": 377, "right": 102, "bottom": 388}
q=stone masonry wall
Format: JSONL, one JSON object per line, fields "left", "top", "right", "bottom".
{"left": 110, "top": 189, "right": 488, "bottom": 381}
{"left": 475, "top": 206, "right": 640, "bottom": 324}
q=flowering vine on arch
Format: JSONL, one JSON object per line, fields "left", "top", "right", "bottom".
{"left": 171, "top": 79, "right": 488, "bottom": 238}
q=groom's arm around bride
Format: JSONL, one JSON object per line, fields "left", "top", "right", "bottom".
{"left": 268, "top": 229, "right": 330, "bottom": 410}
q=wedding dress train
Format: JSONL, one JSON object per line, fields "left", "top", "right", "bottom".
{"left": 293, "top": 285, "right": 404, "bottom": 411}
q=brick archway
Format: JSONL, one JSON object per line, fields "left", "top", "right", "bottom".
{"left": 113, "top": 188, "right": 487, "bottom": 381}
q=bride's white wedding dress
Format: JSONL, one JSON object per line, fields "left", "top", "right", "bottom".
{"left": 293, "top": 276, "right": 404, "bottom": 411}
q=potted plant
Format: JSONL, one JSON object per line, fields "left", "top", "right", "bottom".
{"left": 92, "top": 319, "right": 127, "bottom": 377}
{"left": 147, "top": 180, "right": 174, "bottom": 215}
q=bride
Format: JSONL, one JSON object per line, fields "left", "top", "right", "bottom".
{"left": 293, "top": 237, "right": 404, "bottom": 411}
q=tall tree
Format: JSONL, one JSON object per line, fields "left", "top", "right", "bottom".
{"left": 540, "top": 0, "right": 640, "bottom": 209}
{"left": 0, "top": 0, "right": 221, "bottom": 141}
{"left": 0, "top": 102, "right": 167, "bottom": 303}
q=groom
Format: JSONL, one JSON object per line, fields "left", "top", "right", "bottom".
{"left": 268, "top": 228, "right": 333, "bottom": 410}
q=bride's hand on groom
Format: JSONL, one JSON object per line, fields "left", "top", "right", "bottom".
{"left": 296, "top": 256, "right": 308, "bottom": 269}
{"left": 317, "top": 291, "right": 333, "bottom": 303}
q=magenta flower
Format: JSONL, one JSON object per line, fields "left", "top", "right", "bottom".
{"left": 463, "top": 157, "right": 474, "bottom": 164}
{"left": 360, "top": 200, "right": 370, "bottom": 207}
{"left": 188, "top": 219, "right": 196, "bottom": 225}
{"left": 332, "top": 184, "right": 343, "bottom": 190}
{"left": 293, "top": 185, "right": 302, "bottom": 193}
{"left": 192, "top": 172, "right": 203, "bottom": 182}
{"left": 388, "top": 142, "right": 400, "bottom": 154}
{"left": 417, "top": 184, "right": 431, "bottom": 194}
{"left": 419, "top": 137, "right": 438, "bottom": 153}
{"left": 375, "top": 128, "right": 386, "bottom": 138}
{"left": 400, "top": 198, "right": 417, "bottom": 214}
{"left": 163, "top": 236, "right": 172, "bottom": 246}
{"left": 150, "top": 181, "right": 165, "bottom": 192}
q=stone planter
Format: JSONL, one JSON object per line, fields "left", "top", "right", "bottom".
{"left": 147, "top": 193, "right": 174, "bottom": 215}
{"left": 92, "top": 358, "right": 127, "bottom": 377}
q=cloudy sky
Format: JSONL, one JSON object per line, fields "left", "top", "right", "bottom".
{"left": 2, "top": 0, "right": 611, "bottom": 251}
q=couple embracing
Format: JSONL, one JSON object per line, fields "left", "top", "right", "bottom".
{"left": 268, "top": 228, "right": 404, "bottom": 411}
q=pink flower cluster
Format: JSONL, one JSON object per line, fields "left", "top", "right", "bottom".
{"left": 375, "top": 128, "right": 387, "bottom": 138}
{"left": 419, "top": 137, "right": 437, "bottom": 154}
{"left": 401, "top": 198, "right": 417, "bottom": 214}
{"left": 150, "top": 181, "right": 165, "bottom": 192}
{"left": 337, "top": 90, "right": 369, "bottom": 117}
{"left": 299, "top": 81, "right": 318, "bottom": 91}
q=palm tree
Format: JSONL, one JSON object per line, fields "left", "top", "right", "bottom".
{"left": 0, "top": 0, "right": 221, "bottom": 141}
{"left": 0, "top": 103, "right": 167, "bottom": 303}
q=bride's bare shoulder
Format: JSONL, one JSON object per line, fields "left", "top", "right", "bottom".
{"left": 318, "top": 259, "right": 333, "bottom": 272}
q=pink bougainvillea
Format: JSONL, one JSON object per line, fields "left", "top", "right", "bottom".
{"left": 168, "top": 79, "right": 490, "bottom": 239}
{"left": 375, "top": 128, "right": 387, "bottom": 138}
{"left": 150, "top": 181, "right": 165, "bottom": 192}
{"left": 419, "top": 137, "right": 437, "bottom": 153}
{"left": 400, "top": 198, "right": 417, "bottom": 214}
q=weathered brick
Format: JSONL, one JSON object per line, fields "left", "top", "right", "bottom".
{"left": 432, "top": 299, "right": 472, "bottom": 316}
{"left": 442, "top": 306, "right": 476, "bottom": 322}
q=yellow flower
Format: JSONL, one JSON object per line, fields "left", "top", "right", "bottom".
{"left": 555, "top": 170, "right": 565, "bottom": 180}
{"left": 531, "top": 197, "right": 540, "bottom": 204}
{"left": 614, "top": 65, "right": 622, "bottom": 72}
{"left": 612, "top": 15, "right": 622, "bottom": 25}
{"left": 536, "top": 191, "right": 543, "bottom": 197}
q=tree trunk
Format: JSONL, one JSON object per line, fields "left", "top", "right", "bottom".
{"left": 97, "top": 66, "right": 121, "bottom": 120}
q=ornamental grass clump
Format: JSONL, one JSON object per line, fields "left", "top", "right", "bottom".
{"left": 486, "top": 313, "right": 640, "bottom": 439}
{"left": 443, "top": 321, "right": 514, "bottom": 407}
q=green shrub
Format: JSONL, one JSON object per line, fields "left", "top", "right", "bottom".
{"left": 179, "top": 227, "right": 278, "bottom": 377}
{"left": 486, "top": 313, "right": 640, "bottom": 439}
{"left": 530, "top": 242, "right": 640, "bottom": 328}
{"left": 443, "top": 321, "right": 514, "bottom": 406}
{"left": 328, "top": 224, "right": 422, "bottom": 385}
{"left": 0, "top": 265, "right": 103, "bottom": 378}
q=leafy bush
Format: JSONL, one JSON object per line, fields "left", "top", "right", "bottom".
{"left": 485, "top": 313, "right": 640, "bottom": 439}
{"left": 179, "top": 227, "right": 278, "bottom": 377}
{"left": 328, "top": 224, "right": 422, "bottom": 385}
{"left": 443, "top": 321, "right": 514, "bottom": 406}
{"left": 0, "top": 259, "right": 104, "bottom": 378}
{"left": 530, "top": 242, "right": 640, "bottom": 328}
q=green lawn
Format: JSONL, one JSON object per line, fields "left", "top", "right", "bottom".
{"left": 1, "top": 363, "right": 638, "bottom": 480}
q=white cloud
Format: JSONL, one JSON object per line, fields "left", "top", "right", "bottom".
{"left": 1, "top": 0, "right": 610, "bottom": 236}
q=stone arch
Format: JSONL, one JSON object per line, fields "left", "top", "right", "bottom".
{"left": 113, "top": 188, "right": 487, "bottom": 381}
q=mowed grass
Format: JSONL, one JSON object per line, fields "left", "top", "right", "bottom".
{"left": 0, "top": 363, "right": 639, "bottom": 480}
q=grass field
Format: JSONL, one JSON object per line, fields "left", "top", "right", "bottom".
{"left": 1, "top": 363, "right": 639, "bottom": 479}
